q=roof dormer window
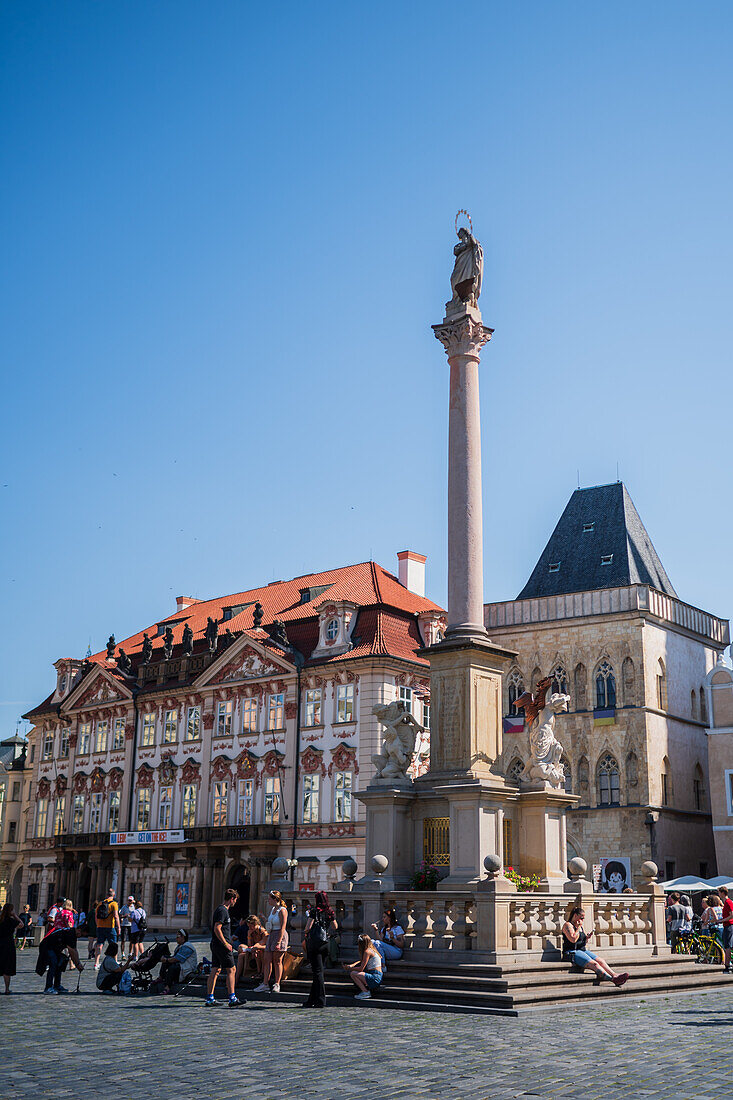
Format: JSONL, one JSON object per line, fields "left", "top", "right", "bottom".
{"left": 601, "top": 554, "right": 613, "bottom": 566}
{"left": 583, "top": 522, "right": 595, "bottom": 533}
{"left": 325, "top": 619, "right": 339, "bottom": 642}
{"left": 549, "top": 562, "right": 561, "bottom": 573}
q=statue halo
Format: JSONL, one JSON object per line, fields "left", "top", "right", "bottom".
{"left": 455, "top": 209, "right": 473, "bottom": 237}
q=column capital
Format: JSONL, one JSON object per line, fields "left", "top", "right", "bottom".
{"left": 432, "top": 311, "right": 493, "bottom": 361}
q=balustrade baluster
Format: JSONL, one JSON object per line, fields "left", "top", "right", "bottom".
{"left": 509, "top": 898, "right": 526, "bottom": 950}
{"left": 465, "top": 900, "right": 477, "bottom": 951}
{"left": 431, "top": 898, "right": 448, "bottom": 950}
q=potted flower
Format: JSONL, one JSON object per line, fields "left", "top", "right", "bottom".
{"left": 409, "top": 861, "right": 440, "bottom": 890}
{"left": 504, "top": 866, "right": 540, "bottom": 892}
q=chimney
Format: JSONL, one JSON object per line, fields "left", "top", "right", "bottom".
{"left": 176, "top": 596, "right": 201, "bottom": 612}
{"left": 397, "top": 551, "right": 426, "bottom": 597}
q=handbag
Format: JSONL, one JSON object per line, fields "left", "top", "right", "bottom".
{"left": 307, "top": 914, "right": 328, "bottom": 952}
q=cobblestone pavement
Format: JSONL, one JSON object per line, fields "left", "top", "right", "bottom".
{"left": 3, "top": 949, "right": 733, "bottom": 1100}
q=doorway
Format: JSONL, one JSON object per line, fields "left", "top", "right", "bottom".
{"left": 226, "top": 864, "right": 251, "bottom": 922}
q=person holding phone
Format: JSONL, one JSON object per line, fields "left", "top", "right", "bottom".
{"left": 561, "top": 907, "right": 629, "bottom": 987}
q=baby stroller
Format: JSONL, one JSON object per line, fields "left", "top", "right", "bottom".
{"left": 129, "top": 938, "right": 171, "bottom": 994}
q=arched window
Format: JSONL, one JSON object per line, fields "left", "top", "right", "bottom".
{"left": 561, "top": 756, "right": 572, "bottom": 794}
{"left": 700, "top": 686, "right": 708, "bottom": 724}
{"left": 661, "top": 756, "right": 671, "bottom": 805}
{"left": 595, "top": 660, "right": 617, "bottom": 709}
{"left": 597, "top": 753, "right": 621, "bottom": 806}
{"left": 691, "top": 689, "right": 697, "bottom": 720}
{"left": 506, "top": 758, "right": 524, "bottom": 785}
{"left": 656, "top": 660, "right": 667, "bottom": 711}
{"left": 573, "top": 664, "right": 587, "bottom": 710}
{"left": 693, "top": 763, "right": 705, "bottom": 811}
{"left": 622, "top": 657, "right": 635, "bottom": 706}
{"left": 507, "top": 668, "right": 525, "bottom": 717}
{"left": 551, "top": 664, "right": 568, "bottom": 696}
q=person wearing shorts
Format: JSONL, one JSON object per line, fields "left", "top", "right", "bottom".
{"left": 205, "top": 888, "right": 243, "bottom": 1008}
{"left": 561, "top": 906, "right": 629, "bottom": 987}
{"left": 94, "top": 890, "right": 120, "bottom": 970}
{"left": 719, "top": 886, "right": 733, "bottom": 972}
{"left": 128, "top": 899, "right": 146, "bottom": 960}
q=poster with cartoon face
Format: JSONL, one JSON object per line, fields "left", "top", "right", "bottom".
{"left": 600, "top": 857, "right": 631, "bottom": 893}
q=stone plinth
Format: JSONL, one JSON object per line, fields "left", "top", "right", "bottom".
{"left": 355, "top": 785, "right": 416, "bottom": 890}
{"left": 422, "top": 636, "right": 515, "bottom": 779}
{"left": 517, "top": 783, "right": 578, "bottom": 890}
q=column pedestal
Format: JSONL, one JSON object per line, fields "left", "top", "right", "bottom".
{"left": 355, "top": 785, "right": 416, "bottom": 890}
{"left": 517, "top": 783, "right": 578, "bottom": 890}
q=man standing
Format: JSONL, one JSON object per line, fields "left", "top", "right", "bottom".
{"left": 118, "top": 898, "right": 132, "bottom": 960}
{"left": 719, "top": 885, "right": 733, "bottom": 973}
{"left": 665, "top": 892, "right": 685, "bottom": 950}
{"left": 205, "top": 888, "right": 244, "bottom": 1008}
{"left": 94, "top": 888, "right": 121, "bottom": 970}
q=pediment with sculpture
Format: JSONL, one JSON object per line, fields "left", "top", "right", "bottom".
{"left": 204, "top": 641, "right": 292, "bottom": 687}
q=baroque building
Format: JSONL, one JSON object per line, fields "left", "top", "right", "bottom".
{"left": 486, "top": 483, "right": 729, "bottom": 885}
{"left": 17, "top": 555, "right": 444, "bottom": 930}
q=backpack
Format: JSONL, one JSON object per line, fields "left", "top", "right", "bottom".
{"left": 96, "top": 900, "right": 110, "bottom": 921}
{"left": 307, "top": 912, "right": 329, "bottom": 952}
{"left": 136, "top": 909, "right": 148, "bottom": 934}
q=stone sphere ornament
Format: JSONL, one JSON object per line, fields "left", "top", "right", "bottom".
{"left": 371, "top": 854, "right": 389, "bottom": 875}
{"left": 342, "top": 857, "right": 358, "bottom": 879}
{"left": 483, "top": 854, "right": 502, "bottom": 875}
{"left": 641, "top": 860, "right": 659, "bottom": 882}
{"left": 567, "top": 857, "right": 587, "bottom": 879}
{"left": 271, "top": 856, "right": 289, "bottom": 876}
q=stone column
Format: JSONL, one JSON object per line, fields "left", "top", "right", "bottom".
{"left": 433, "top": 306, "right": 493, "bottom": 642}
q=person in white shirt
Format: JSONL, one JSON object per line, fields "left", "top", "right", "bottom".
{"left": 371, "top": 907, "right": 405, "bottom": 961}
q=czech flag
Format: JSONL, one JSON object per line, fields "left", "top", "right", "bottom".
{"left": 503, "top": 716, "right": 525, "bottom": 735}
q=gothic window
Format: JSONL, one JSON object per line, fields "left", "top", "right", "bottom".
{"left": 574, "top": 664, "right": 587, "bottom": 710}
{"left": 661, "top": 756, "right": 671, "bottom": 806}
{"left": 691, "top": 689, "right": 697, "bottom": 720}
{"left": 700, "top": 686, "right": 708, "bottom": 724}
{"left": 531, "top": 667, "right": 542, "bottom": 693}
{"left": 656, "top": 660, "right": 667, "bottom": 711}
{"left": 595, "top": 661, "right": 616, "bottom": 709}
{"left": 506, "top": 758, "right": 524, "bottom": 785}
{"left": 507, "top": 669, "right": 525, "bottom": 716}
{"left": 693, "top": 763, "right": 705, "bottom": 811}
{"left": 622, "top": 657, "right": 635, "bottom": 706}
{"left": 551, "top": 664, "right": 568, "bottom": 695}
{"left": 561, "top": 756, "right": 572, "bottom": 793}
{"left": 597, "top": 754, "right": 620, "bottom": 806}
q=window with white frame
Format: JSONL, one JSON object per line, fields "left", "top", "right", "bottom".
{"left": 163, "top": 709, "right": 178, "bottom": 744}
{"left": 43, "top": 731, "right": 54, "bottom": 760}
{"left": 95, "top": 720, "right": 108, "bottom": 754}
{"left": 422, "top": 701, "right": 430, "bottom": 730}
{"left": 237, "top": 779, "right": 254, "bottom": 825}
{"left": 334, "top": 770, "right": 353, "bottom": 822}
{"left": 90, "top": 792, "right": 102, "bottom": 831}
{"left": 241, "top": 698, "right": 257, "bottom": 733}
{"left": 304, "top": 688, "right": 322, "bottom": 726}
{"left": 398, "top": 685, "right": 412, "bottom": 713}
{"left": 212, "top": 781, "right": 228, "bottom": 826}
{"left": 302, "top": 774, "right": 320, "bottom": 823}
{"left": 35, "top": 799, "right": 49, "bottom": 837}
{"left": 136, "top": 789, "right": 151, "bottom": 831}
{"left": 267, "top": 693, "right": 284, "bottom": 730}
{"left": 108, "top": 791, "right": 120, "bottom": 832}
{"left": 185, "top": 706, "right": 200, "bottom": 741}
{"left": 113, "top": 718, "right": 125, "bottom": 750}
{"left": 325, "top": 618, "right": 339, "bottom": 642}
{"left": 217, "top": 701, "right": 233, "bottom": 737}
{"left": 78, "top": 722, "right": 91, "bottom": 754}
{"left": 60, "top": 728, "right": 70, "bottom": 758}
{"left": 159, "top": 785, "right": 173, "bottom": 829}
{"left": 725, "top": 770, "right": 733, "bottom": 817}
{"left": 264, "top": 777, "right": 281, "bottom": 823}
{"left": 142, "top": 713, "right": 156, "bottom": 746}
{"left": 182, "top": 784, "right": 197, "bottom": 828}
{"left": 53, "top": 797, "right": 66, "bottom": 836}
{"left": 72, "top": 795, "right": 85, "bottom": 833}
{"left": 336, "top": 684, "right": 354, "bottom": 722}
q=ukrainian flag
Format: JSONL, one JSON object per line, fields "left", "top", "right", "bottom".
{"left": 593, "top": 708, "right": 616, "bottom": 726}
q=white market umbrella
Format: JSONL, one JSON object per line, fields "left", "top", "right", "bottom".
{"left": 707, "top": 875, "right": 733, "bottom": 889}
{"left": 659, "top": 875, "right": 713, "bottom": 892}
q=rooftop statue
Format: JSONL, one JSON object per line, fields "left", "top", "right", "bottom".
{"left": 141, "top": 633, "right": 153, "bottom": 664}
{"left": 448, "top": 212, "right": 483, "bottom": 310}
{"left": 205, "top": 616, "right": 218, "bottom": 654}
{"left": 181, "top": 623, "right": 194, "bottom": 657}
{"left": 106, "top": 635, "right": 116, "bottom": 660}
{"left": 514, "top": 676, "right": 568, "bottom": 788}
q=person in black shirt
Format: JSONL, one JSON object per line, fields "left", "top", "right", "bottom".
{"left": 205, "top": 888, "right": 244, "bottom": 1007}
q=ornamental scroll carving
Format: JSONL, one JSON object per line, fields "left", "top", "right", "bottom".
{"left": 300, "top": 746, "right": 326, "bottom": 777}
{"left": 432, "top": 314, "right": 492, "bottom": 360}
{"left": 37, "top": 778, "right": 51, "bottom": 799}
{"left": 158, "top": 756, "right": 177, "bottom": 784}
{"left": 76, "top": 678, "right": 123, "bottom": 709}
{"left": 179, "top": 758, "right": 201, "bottom": 790}
{"left": 136, "top": 764, "right": 155, "bottom": 789}
{"left": 328, "top": 743, "right": 359, "bottom": 777}
{"left": 235, "top": 750, "right": 257, "bottom": 780}
{"left": 211, "top": 755, "right": 233, "bottom": 781}
{"left": 90, "top": 767, "right": 106, "bottom": 793}
{"left": 54, "top": 774, "right": 68, "bottom": 797}
{"left": 285, "top": 700, "right": 298, "bottom": 721}
{"left": 211, "top": 646, "right": 281, "bottom": 684}
{"left": 261, "top": 749, "right": 283, "bottom": 777}
{"left": 73, "top": 772, "right": 88, "bottom": 794}
{"left": 108, "top": 768, "right": 124, "bottom": 791}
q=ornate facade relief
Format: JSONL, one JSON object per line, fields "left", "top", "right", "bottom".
{"left": 300, "top": 745, "right": 326, "bottom": 777}
{"left": 136, "top": 764, "right": 155, "bottom": 789}
{"left": 179, "top": 758, "right": 201, "bottom": 790}
{"left": 328, "top": 742, "right": 358, "bottom": 777}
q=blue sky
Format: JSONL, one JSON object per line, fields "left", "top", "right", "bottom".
{"left": 3, "top": 1, "right": 733, "bottom": 730}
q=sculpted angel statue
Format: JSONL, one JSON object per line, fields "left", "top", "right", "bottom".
{"left": 371, "top": 700, "right": 425, "bottom": 781}
{"left": 513, "top": 676, "right": 568, "bottom": 788}
{"left": 448, "top": 226, "right": 484, "bottom": 309}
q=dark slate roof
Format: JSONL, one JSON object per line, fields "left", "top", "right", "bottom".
{"left": 517, "top": 483, "right": 678, "bottom": 600}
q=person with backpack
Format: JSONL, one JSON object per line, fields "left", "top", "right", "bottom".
{"left": 129, "top": 897, "right": 147, "bottom": 961}
{"left": 94, "top": 889, "right": 120, "bottom": 970}
{"left": 300, "top": 891, "right": 338, "bottom": 1009}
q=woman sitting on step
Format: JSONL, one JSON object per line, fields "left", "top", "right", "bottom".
{"left": 561, "top": 907, "right": 629, "bottom": 987}
{"left": 343, "top": 934, "right": 384, "bottom": 1001}
{"left": 370, "top": 907, "right": 405, "bottom": 962}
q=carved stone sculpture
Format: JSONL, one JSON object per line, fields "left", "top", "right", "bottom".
{"left": 268, "top": 619, "right": 288, "bottom": 648}
{"left": 106, "top": 635, "right": 116, "bottom": 659}
{"left": 448, "top": 225, "right": 483, "bottom": 310}
{"left": 223, "top": 628, "right": 234, "bottom": 648}
{"left": 253, "top": 602, "right": 264, "bottom": 629}
{"left": 514, "top": 677, "right": 568, "bottom": 787}
{"left": 163, "top": 626, "right": 174, "bottom": 660}
{"left": 141, "top": 633, "right": 153, "bottom": 664}
{"left": 116, "top": 648, "right": 132, "bottom": 675}
{"left": 205, "top": 616, "right": 218, "bottom": 654}
{"left": 181, "top": 623, "right": 194, "bottom": 657}
{"left": 371, "top": 700, "right": 424, "bottom": 782}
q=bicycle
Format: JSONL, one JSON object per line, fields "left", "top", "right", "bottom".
{"left": 672, "top": 922, "right": 724, "bottom": 964}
